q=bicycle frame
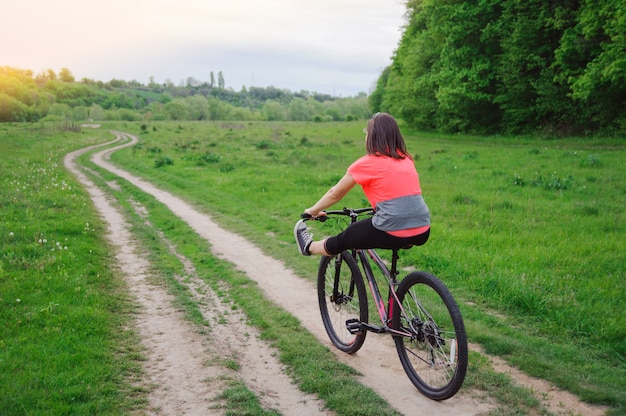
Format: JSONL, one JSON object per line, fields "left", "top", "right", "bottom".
{"left": 354, "top": 247, "right": 413, "bottom": 338}
{"left": 314, "top": 207, "right": 414, "bottom": 338}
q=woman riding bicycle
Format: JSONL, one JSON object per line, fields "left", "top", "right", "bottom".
{"left": 295, "top": 112, "right": 430, "bottom": 256}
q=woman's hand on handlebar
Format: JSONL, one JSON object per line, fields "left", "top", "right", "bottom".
{"left": 302, "top": 208, "right": 327, "bottom": 220}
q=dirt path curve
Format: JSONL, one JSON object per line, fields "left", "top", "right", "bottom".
{"left": 65, "top": 135, "right": 327, "bottom": 415}
{"left": 68, "top": 129, "right": 605, "bottom": 416}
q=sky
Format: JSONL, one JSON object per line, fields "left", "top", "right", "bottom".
{"left": 2, "top": 0, "right": 408, "bottom": 97}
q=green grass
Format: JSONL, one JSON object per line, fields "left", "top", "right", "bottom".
{"left": 2, "top": 120, "right": 624, "bottom": 415}
{"left": 105, "top": 120, "right": 625, "bottom": 413}
{"left": 217, "top": 381, "right": 281, "bottom": 416}
{"left": 0, "top": 124, "right": 145, "bottom": 414}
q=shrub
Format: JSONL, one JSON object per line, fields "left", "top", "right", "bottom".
{"left": 219, "top": 163, "right": 235, "bottom": 172}
{"left": 580, "top": 154, "right": 602, "bottom": 168}
{"left": 197, "top": 152, "right": 222, "bottom": 165}
{"left": 154, "top": 156, "right": 174, "bottom": 167}
{"left": 531, "top": 172, "right": 573, "bottom": 190}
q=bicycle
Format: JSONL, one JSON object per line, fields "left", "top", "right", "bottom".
{"left": 302, "top": 207, "right": 468, "bottom": 400}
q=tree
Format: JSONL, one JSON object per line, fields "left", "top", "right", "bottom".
{"left": 492, "top": 0, "right": 572, "bottom": 133}
{"left": 288, "top": 97, "right": 310, "bottom": 121}
{"left": 369, "top": 66, "right": 391, "bottom": 113}
{"left": 217, "top": 71, "right": 225, "bottom": 89}
{"left": 47, "top": 69, "right": 57, "bottom": 81}
{"left": 375, "top": 0, "right": 625, "bottom": 135}
{"left": 89, "top": 103, "right": 104, "bottom": 120}
{"left": 324, "top": 101, "right": 341, "bottom": 121}
{"left": 186, "top": 95, "right": 209, "bottom": 120}
{"left": 262, "top": 100, "right": 284, "bottom": 121}
{"left": 206, "top": 96, "right": 229, "bottom": 120}
{"left": 103, "top": 92, "right": 135, "bottom": 110}
{"left": 47, "top": 103, "right": 72, "bottom": 119}
{"left": 163, "top": 99, "right": 188, "bottom": 120}
{"left": 148, "top": 76, "right": 160, "bottom": 91}
{"left": 0, "top": 93, "right": 28, "bottom": 121}
{"left": 554, "top": 0, "right": 626, "bottom": 133}
{"left": 379, "top": 0, "right": 442, "bottom": 130}
{"left": 186, "top": 76, "right": 200, "bottom": 87}
{"left": 59, "top": 67, "right": 75, "bottom": 82}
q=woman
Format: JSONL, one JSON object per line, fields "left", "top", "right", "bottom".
{"left": 295, "top": 112, "right": 430, "bottom": 256}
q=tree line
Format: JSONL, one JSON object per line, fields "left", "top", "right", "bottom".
{"left": 3, "top": 0, "right": 623, "bottom": 137}
{"left": 0, "top": 66, "right": 369, "bottom": 123}
{"left": 370, "top": 0, "right": 625, "bottom": 136}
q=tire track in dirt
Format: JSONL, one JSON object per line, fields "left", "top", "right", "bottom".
{"left": 65, "top": 135, "right": 327, "bottom": 415}
{"left": 83, "top": 131, "right": 490, "bottom": 416}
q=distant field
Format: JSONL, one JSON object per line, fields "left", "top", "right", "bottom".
{"left": 1, "top": 121, "right": 624, "bottom": 414}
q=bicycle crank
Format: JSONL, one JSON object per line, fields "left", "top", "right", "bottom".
{"left": 346, "top": 319, "right": 385, "bottom": 334}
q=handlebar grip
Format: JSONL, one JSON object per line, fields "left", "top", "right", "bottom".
{"left": 300, "top": 213, "right": 328, "bottom": 222}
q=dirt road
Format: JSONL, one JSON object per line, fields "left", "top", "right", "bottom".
{"left": 65, "top": 129, "right": 604, "bottom": 415}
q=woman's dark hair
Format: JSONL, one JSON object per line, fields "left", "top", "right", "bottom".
{"left": 365, "top": 112, "right": 410, "bottom": 159}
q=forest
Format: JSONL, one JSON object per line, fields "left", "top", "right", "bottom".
{"left": 370, "top": 0, "right": 625, "bottom": 136}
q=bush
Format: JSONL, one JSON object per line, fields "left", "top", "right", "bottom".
{"left": 154, "top": 156, "right": 174, "bottom": 167}
{"left": 196, "top": 152, "right": 222, "bottom": 165}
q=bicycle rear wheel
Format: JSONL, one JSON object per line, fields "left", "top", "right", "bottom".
{"left": 318, "top": 252, "right": 368, "bottom": 354}
{"left": 392, "top": 271, "right": 467, "bottom": 400}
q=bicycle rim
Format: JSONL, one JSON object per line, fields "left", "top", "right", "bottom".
{"left": 393, "top": 272, "right": 468, "bottom": 400}
{"left": 317, "top": 252, "right": 368, "bottom": 354}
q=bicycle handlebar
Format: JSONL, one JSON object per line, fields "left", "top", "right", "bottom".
{"left": 301, "top": 207, "right": 374, "bottom": 222}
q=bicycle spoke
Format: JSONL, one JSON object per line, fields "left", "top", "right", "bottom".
{"left": 393, "top": 272, "right": 467, "bottom": 400}
{"left": 404, "top": 290, "right": 457, "bottom": 384}
{"left": 318, "top": 252, "right": 368, "bottom": 354}
{"left": 325, "top": 279, "right": 358, "bottom": 341}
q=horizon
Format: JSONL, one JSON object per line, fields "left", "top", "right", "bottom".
{"left": 3, "top": 0, "right": 407, "bottom": 97}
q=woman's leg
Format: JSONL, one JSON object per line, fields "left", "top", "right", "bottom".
{"left": 309, "top": 239, "right": 330, "bottom": 256}
{"left": 324, "top": 217, "right": 429, "bottom": 255}
{"left": 298, "top": 218, "right": 429, "bottom": 256}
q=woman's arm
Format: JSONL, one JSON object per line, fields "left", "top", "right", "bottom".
{"left": 305, "top": 172, "right": 356, "bottom": 217}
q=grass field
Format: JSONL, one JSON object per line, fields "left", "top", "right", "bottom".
{"left": 1, "top": 121, "right": 624, "bottom": 415}
{"left": 0, "top": 125, "right": 144, "bottom": 414}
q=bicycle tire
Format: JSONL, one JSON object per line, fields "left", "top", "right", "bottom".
{"left": 392, "top": 271, "right": 468, "bottom": 400}
{"left": 317, "top": 252, "right": 368, "bottom": 354}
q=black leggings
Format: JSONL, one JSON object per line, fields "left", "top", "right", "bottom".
{"left": 324, "top": 217, "right": 430, "bottom": 256}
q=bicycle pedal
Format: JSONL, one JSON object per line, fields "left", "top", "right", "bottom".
{"left": 345, "top": 318, "right": 362, "bottom": 334}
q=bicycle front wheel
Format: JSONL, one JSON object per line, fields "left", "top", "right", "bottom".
{"left": 318, "top": 252, "right": 368, "bottom": 354}
{"left": 392, "top": 271, "right": 468, "bottom": 400}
